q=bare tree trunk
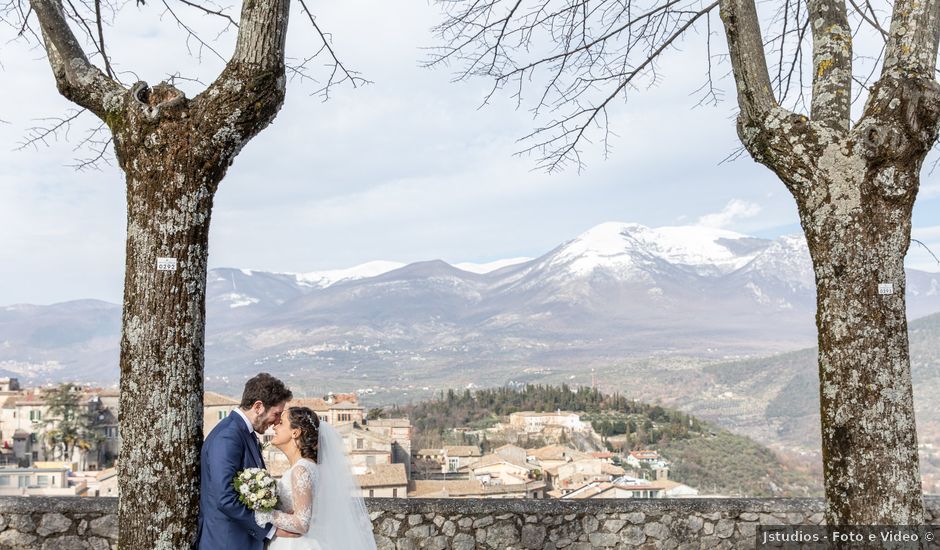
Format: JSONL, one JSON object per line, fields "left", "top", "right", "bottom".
{"left": 27, "top": 0, "right": 291, "bottom": 543}
{"left": 116, "top": 116, "right": 219, "bottom": 546}
{"left": 110, "top": 70, "right": 285, "bottom": 546}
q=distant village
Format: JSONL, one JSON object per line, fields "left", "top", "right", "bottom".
{"left": 0, "top": 378, "right": 699, "bottom": 500}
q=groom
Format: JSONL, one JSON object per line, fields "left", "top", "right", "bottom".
{"left": 197, "top": 373, "right": 299, "bottom": 549}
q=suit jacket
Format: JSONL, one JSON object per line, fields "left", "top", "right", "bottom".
{"left": 196, "top": 411, "right": 272, "bottom": 550}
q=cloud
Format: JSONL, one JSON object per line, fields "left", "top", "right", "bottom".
{"left": 697, "top": 199, "right": 762, "bottom": 228}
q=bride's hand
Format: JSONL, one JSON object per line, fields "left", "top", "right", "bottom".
{"left": 276, "top": 528, "right": 302, "bottom": 538}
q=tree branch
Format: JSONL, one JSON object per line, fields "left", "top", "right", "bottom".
{"left": 808, "top": 0, "right": 851, "bottom": 133}
{"left": 230, "top": 0, "right": 290, "bottom": 70}
{"left": 882, "top": 0, "right": 940, "bottom": 77}
{"left": 28, "top": 0, "right": 123, "bottom": 118}
{"left": 718, "top": 0, "right": 778, "bottom": 123}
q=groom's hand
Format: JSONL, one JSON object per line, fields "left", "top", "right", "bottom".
{"left": 275, "top": 528, "right": 302, "bottom": 538}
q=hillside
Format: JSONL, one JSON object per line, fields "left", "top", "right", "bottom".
{"left": 684, "top": 312, "right": 940, "bottom": 493}
{"left": 392, "top": 385, "right": 821, "bottom": 497}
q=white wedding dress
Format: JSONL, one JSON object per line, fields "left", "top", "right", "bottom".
{"left": 256, "top": 423, "right": 377, "bottom": 550}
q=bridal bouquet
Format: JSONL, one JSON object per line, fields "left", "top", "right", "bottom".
{"left": 233, "top": 468, "right": 278, "bottom": 512}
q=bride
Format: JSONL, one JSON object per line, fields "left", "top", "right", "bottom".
{"left": 255, "top": 406, "right": 377, "bottom": 550}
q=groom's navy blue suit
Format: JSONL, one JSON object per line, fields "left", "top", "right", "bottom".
{"left": 197, "top": 411, "right": 273, "bottom": 550}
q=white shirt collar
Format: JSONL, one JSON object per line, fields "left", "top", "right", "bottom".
{"left": 233, "top": 408, "right": 256, "bottom": 434}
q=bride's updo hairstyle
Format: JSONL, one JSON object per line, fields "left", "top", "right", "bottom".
{"left": 288, "top": 406, "right": 321, "bottom": 462}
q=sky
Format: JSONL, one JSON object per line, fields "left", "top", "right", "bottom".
{"left": 1, "top": 1, "right": 938, "bottom": 305}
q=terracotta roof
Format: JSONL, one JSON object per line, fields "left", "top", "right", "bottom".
{"left": 2, "top": 396, "right": 19, "bottom": 409}
{"left": 204, "top": 391, "right": 239, "bottom": 407}
{"left": 357, "top": 463, "right": 407, "bottom": 488}
{"left": 527, "top": 445, "right": 590, "bottom": 462}
{"left": 286, "top": 397, "right": 329, "bottom": 411}
{"left": 336, "top": 423, "right": 392, "bottom": 444}
{"left": 15, "top": 394, "right": 45, "bottom": 406}
{"left": 469, "top": 453, "right": 536, "bottom": 471}
{"left": 409, "top": 479, "right": 540, "bottom": 498}
{"left": 410, "top": 480, "right": 486, "bottom": 498}
{"left": 443, "top": 445, "right": 481, "bottom": 458}
{"left": 629, "top": 450, "right": 660, "bottom": 459}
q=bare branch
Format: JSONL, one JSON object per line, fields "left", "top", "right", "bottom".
{"left": 69, "top": 125, "right": 112, "bottom": 170}
{"left": 176, "top": 0, "right": 237, "bottom": 28}
{"left": 160, "top": 0, "right": 226, "bottom": 63}
{"left": 15, "top": 108, "right": 86, "bottom": 151}
{"left": 430, "top": 0, "right": 721, "bottom": 172}
{"left": 93, "top": 0, "right": 113, "bottom": 78}
{"left": 912, "top": 238, "right": 940, "bottom": 266}
{"left": 295, "top": 0, "right": 370, "bottom": 99}
{"left": 847, "top": 0, "right": 888, "bottom": 40}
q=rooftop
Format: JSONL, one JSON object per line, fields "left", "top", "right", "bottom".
{"left": 204, "top": 391, "right": 239, "bottom": 407}
{"left": 443, "top": 445, "right": 481, "bottom": 458}
{"left": 527, "top": 445, "right": 591, "bottom": 462}
{"left": 357, "top": 463, "right": 407, "bottom": 488}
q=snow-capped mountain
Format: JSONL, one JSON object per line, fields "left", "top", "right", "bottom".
{"left": 548, "top": 222, "right": 766, "bottom": 279}
{"left": 2, "top": 222, "right": 939, "bottom": 386}
{"left": 291, "top": 261, "right": 406, "bottom": 288}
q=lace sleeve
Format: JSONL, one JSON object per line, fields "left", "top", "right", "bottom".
{"left": 270, "top": 463, "right": 315, "bottom": 534}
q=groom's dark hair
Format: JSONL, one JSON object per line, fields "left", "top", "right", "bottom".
{"left": 240, "top": 372, "right": 293, "bottom": 409}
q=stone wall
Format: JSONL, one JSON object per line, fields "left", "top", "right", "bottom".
{"left": 1, "top": 496, "right": 938, "bottom": 549}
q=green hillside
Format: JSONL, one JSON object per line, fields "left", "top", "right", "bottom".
{"left": 391, "top": 384, "right": 820, "bottom": 497}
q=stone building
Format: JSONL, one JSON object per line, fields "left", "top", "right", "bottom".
{"left": 416, "top": 445, "right": 483, "bottom": 474}
{"left": 202, "top": 391, "right": 240, "bottom": 437}
{"left": 336, "top": 422, "right": 395, "bottom": 471}
{"left": 357, "top": 463, "right": 408, "bottom": 498}
{"left": 0, "top": 464, "right": 71, "bottom": 496}
{"left": 365, "top": 417, "right": 413, "bottom": 475}
{"left": 508, "top": 411, "right": 587, "bottom": 433}
{"left": 466, "top": 454, "right": 540, "bottom": 486}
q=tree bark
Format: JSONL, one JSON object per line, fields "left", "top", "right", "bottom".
{"left": 115, "top": 89, "right": 219, "bottom": 546}
{"left": 721, "top": 0, "right": 940, "bottom": 526}
{"left": 798, "top": 148, "right": 923, "bottom": 525}
{"left": 110, "top": 70, "right": 285, "bottom": 547}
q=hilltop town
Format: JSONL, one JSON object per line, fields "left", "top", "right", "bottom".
{"left": 0, "top": 378, "right": 703, "bottom": 500}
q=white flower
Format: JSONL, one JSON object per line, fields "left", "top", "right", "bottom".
{"left": 249, "top": 493, "right": 258, "bottom": 502}
{"left": 240, "top": 485, "right": 250, "bottom": 494}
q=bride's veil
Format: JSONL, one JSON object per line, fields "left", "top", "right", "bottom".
{"left": 308, "top": 421, "right": 377, "bottom": 550}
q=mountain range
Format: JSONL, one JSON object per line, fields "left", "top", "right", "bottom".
{"left": 2, "top": 222, "right": 939, "bottom": 398}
